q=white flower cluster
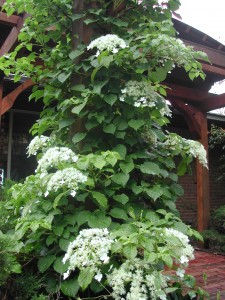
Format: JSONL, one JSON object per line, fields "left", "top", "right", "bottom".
{"left": 187, "top": 140, "right": 208, "bottom": 168}
{"left": 164, "top": 228, "right": 194, "bottom": 276}
{"left": 45, "top": 167, "right": 87, "bottom": 197}
{"left": 107, "top": 258, "right": 168, "bottom": 300}
{"left": 27, "top": 135, "right": 50, "bottom": 156}
{"left": 63, "top": 228, "right": 113, "bottom": 280}
{"left": 120, "top": 81, "right": 171, "bottom": 116}
{"left": 36, "top": 147, "right": 78, "bottom": 174}
{"left": 87, "top": 34, "right": 127, "bottom": 56}
{"left": 164, "top": 134, "right": 208, "bottom": 168}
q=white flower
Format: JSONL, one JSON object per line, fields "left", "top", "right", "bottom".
{"left": 107, "top": 259, "right": 168, "bottom": 300}
{"left": 120, "top": 80, "right": 170, "bottom": 116}
{"left": 176, "top": 268, "right": 185, "bottom": 278}
{"left": 87, "top": 34, "right": 127, "bottom": 56}
{"left": 164, "top": 228, "right": 194, "bottom": 267}
{"left": 45, "top": 167, "right": 87, "bottom": 195}
{"left": 187, "top": 140, "right": 208, "bottom": 168}
{"left": 164, "top": 134, "right": 208, "bottom": 168}
{"left": 94, "top": 272, "right": 103, "bottom": 282}
{"left": 36, "top": 147, "right": 78, "bottom": 173}
{"left": 63, "top": 228, "right": 113, "bottom": 280}
{"left": 27, "top": 135, "right": 50, "bottom": 156}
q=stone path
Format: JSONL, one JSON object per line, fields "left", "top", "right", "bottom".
{"left": 187, "top": 250, "right": 225, "bottom": 299}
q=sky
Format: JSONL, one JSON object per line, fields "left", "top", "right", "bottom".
{"left": 178, "top": 0, "right": 225, "bottom": 96}
{"left": 178, "top": 0, "right": 225, "bottom": 44}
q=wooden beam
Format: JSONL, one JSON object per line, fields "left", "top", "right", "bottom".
{"left": 200, "top": 93, "right": 225, "bottom": 112}
{"left": 202, "top": 63, "right": 225, "bottom": 77}
{"left": 183, "top": 39, "right": 225, "bottom": 69}
{"left": 169, "top": 98, "right": 201, "bottom": 138}
{"left": 195, "top": 112, "right": 210, "bottom": 231}
{"left": 1, "top": 79, "right": 34, "bottom": 116}
{"left": 0, "top": 13, "right": 27, "bottom": 57}
{"left": 166, "top": 83, "right": 213, "bottom": 102}
{"left": 0, "top": 12, "right": 21, "bottom": 26}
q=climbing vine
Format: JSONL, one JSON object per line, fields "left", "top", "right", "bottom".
{"left": 0, "top": 0, "right": 209, "bottom": 299}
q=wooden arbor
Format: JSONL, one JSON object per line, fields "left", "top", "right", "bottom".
{"left": 1, "top": 3, "right": 225, "bottom": 231}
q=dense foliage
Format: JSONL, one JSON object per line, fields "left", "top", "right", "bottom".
{"left": 0, "top": 0, "right": 209, "bottom": 299}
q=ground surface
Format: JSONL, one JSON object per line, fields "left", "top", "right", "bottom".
{"left": 187, "top": 250, "right": 225, "bottom": 299}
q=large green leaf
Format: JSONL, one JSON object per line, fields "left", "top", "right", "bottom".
{"left": 140, "top": 162, "right": 161, "bottom": 176}
{"left": 78, "top": 268, "right": 95, "bottom": 290}
{"left": 119, "top": 160, "right": 134, "bottom": 174}
{"left": 88, "top": 211, "right": 111, "bottom": 228}
{"left": 145, "top": 185, "right": 163, "bottom": 201}
{"left": 72, "top": 132, "right": 87, "bottom": 144}
{"left": 91, "top": 191, "right": 108, "bottom": 208}
{"left": 103, "top": 123, "right": 116, "bottom": 134}
{"left": 123, "top": 244, "right": 137, "bottom": 259}
{"left": 113, "top": 193, "right": 129, "bottom": 205}
{"left": 104, "top": 94, "right": 117, "bottom": 106}
{"left": 38, "top": 255, "right": 56, "bottom": 273}
{"left": 61, "top": 278, "right": 80, "bottom": 297}
{"left": 128, "top": 119, "right": 145, "bottom": 131}
{"left": 53, "top": 256, "right": 68, "bottom": 274}
{"left": 111, "top": 172, "right": 129, "bottom": 187}
{"left": 109, "top": 208, "right": 128, "bottom": 220}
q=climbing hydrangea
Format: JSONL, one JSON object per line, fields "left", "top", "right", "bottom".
{"left": 44, "top": 167, "right": 87, "bottom": 197}
{"left": 87, "top": 34, "right": 127, "bottom": 56}
{"left": 27, "top": 135, "right": 50, "bottom": 156}
{"left": 120, "top": 80, "right": 171, "bottom": 116}
{"left": 164, "top": 228, "right": 194, "bottom": 265}
{"left": 62, "top": 228, "right": 113, "bottom": 280}
{"left": 36, "top": 147, "right": 78, "bottom": 174}
{"left": 107, "top": 258, "right": 168, "bottom": 300}
{"left": 164, "top": 134, "right": 208, "bottom": 168}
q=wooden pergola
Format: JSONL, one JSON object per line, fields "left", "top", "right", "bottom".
{"left": 1, "top": 2, "right": 225, "bottom": 231}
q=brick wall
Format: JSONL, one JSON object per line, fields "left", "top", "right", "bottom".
{"left": 177, "top": 149, "right": 225, "bottom": 228}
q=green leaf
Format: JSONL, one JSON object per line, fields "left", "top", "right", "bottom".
{"left": 77, "top": 211, "right": 92, "bottom": 226}
{"left": 69, "top": 49, "right": 83, "bottom": 60}
{"left": 78, "top": 268, "right": 95, "bottom": 290}
{"left": 123, "top": 245, "right": 137, "bottom": 259}
{"left": 140, "top": 162, "right": 161, "bottom": 176}
{"left": 93, "top": 80, "right": 108, "bottom": 94}
{"left": 53, "top": 256, "right": 68, "bottom": 274}
{"left": 58, "top": 72, "right": 71, "bottom": 83}
{"left": 109, "top": 208, "right": 128, "bottom": 220}
{"left": 59, "top": 238, "right": 70, "bottom": 251}
{"left": 128, "top": 119, "right": 145, "bottom": 131}
{"left": 171, "top": 183, "right": 184, "bottom": 197}
{"left": 88, "top": 211, "right": 111, "bottom": 228}
{"left": 145, "top": 186, "right": 163, "bottom": 201}
{"left": 111, "top": 172, "right": 129, "bottom": 187}
{"left": 113, "top": 193, "right": 129, "bottom": 205}
{"left": 113, "top": 144, "right": 127, "bottom": 159}
{"left": 59, "top": 118, "right": 74, "bottom": 130}
{"left": 119, "top": 160, "right": 134, "bottom": 174}
{"left": 71, "top": 101, "right": 87, "bottom": 115}
{"left": 93, "top": 156, "right": 106, "bottom": 169}
{"left": 104, "top": 94, "right": 117, "bottom": 106}
{"left": 71, "top": 84, "right": 85, "bottom": 91}
{"left": 72, "top": 132, "right": 87, "bottom": 144}
{"left": 91, "top": 191, "right": 108, "bottom": 208}
{"left": 103, "top": 124, "right": 116, "bottom": 134}
{"left": 101, "top": 55, "right": 114, "bottom": 68}
{"left": 38, "top": 255, "right": 56, "bottom": 273}
{"left": 61, "top": 278, "right": 80, "bottom": 297}
{"left": 162, "top": 254, "right": 173, "bottom": 268}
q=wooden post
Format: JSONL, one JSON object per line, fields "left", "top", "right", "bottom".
{"left": 195, "top": 111, "right": 210, "bottom": 231}
{"left": 0, "top": 76, "right": 3, "bottom": 126}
